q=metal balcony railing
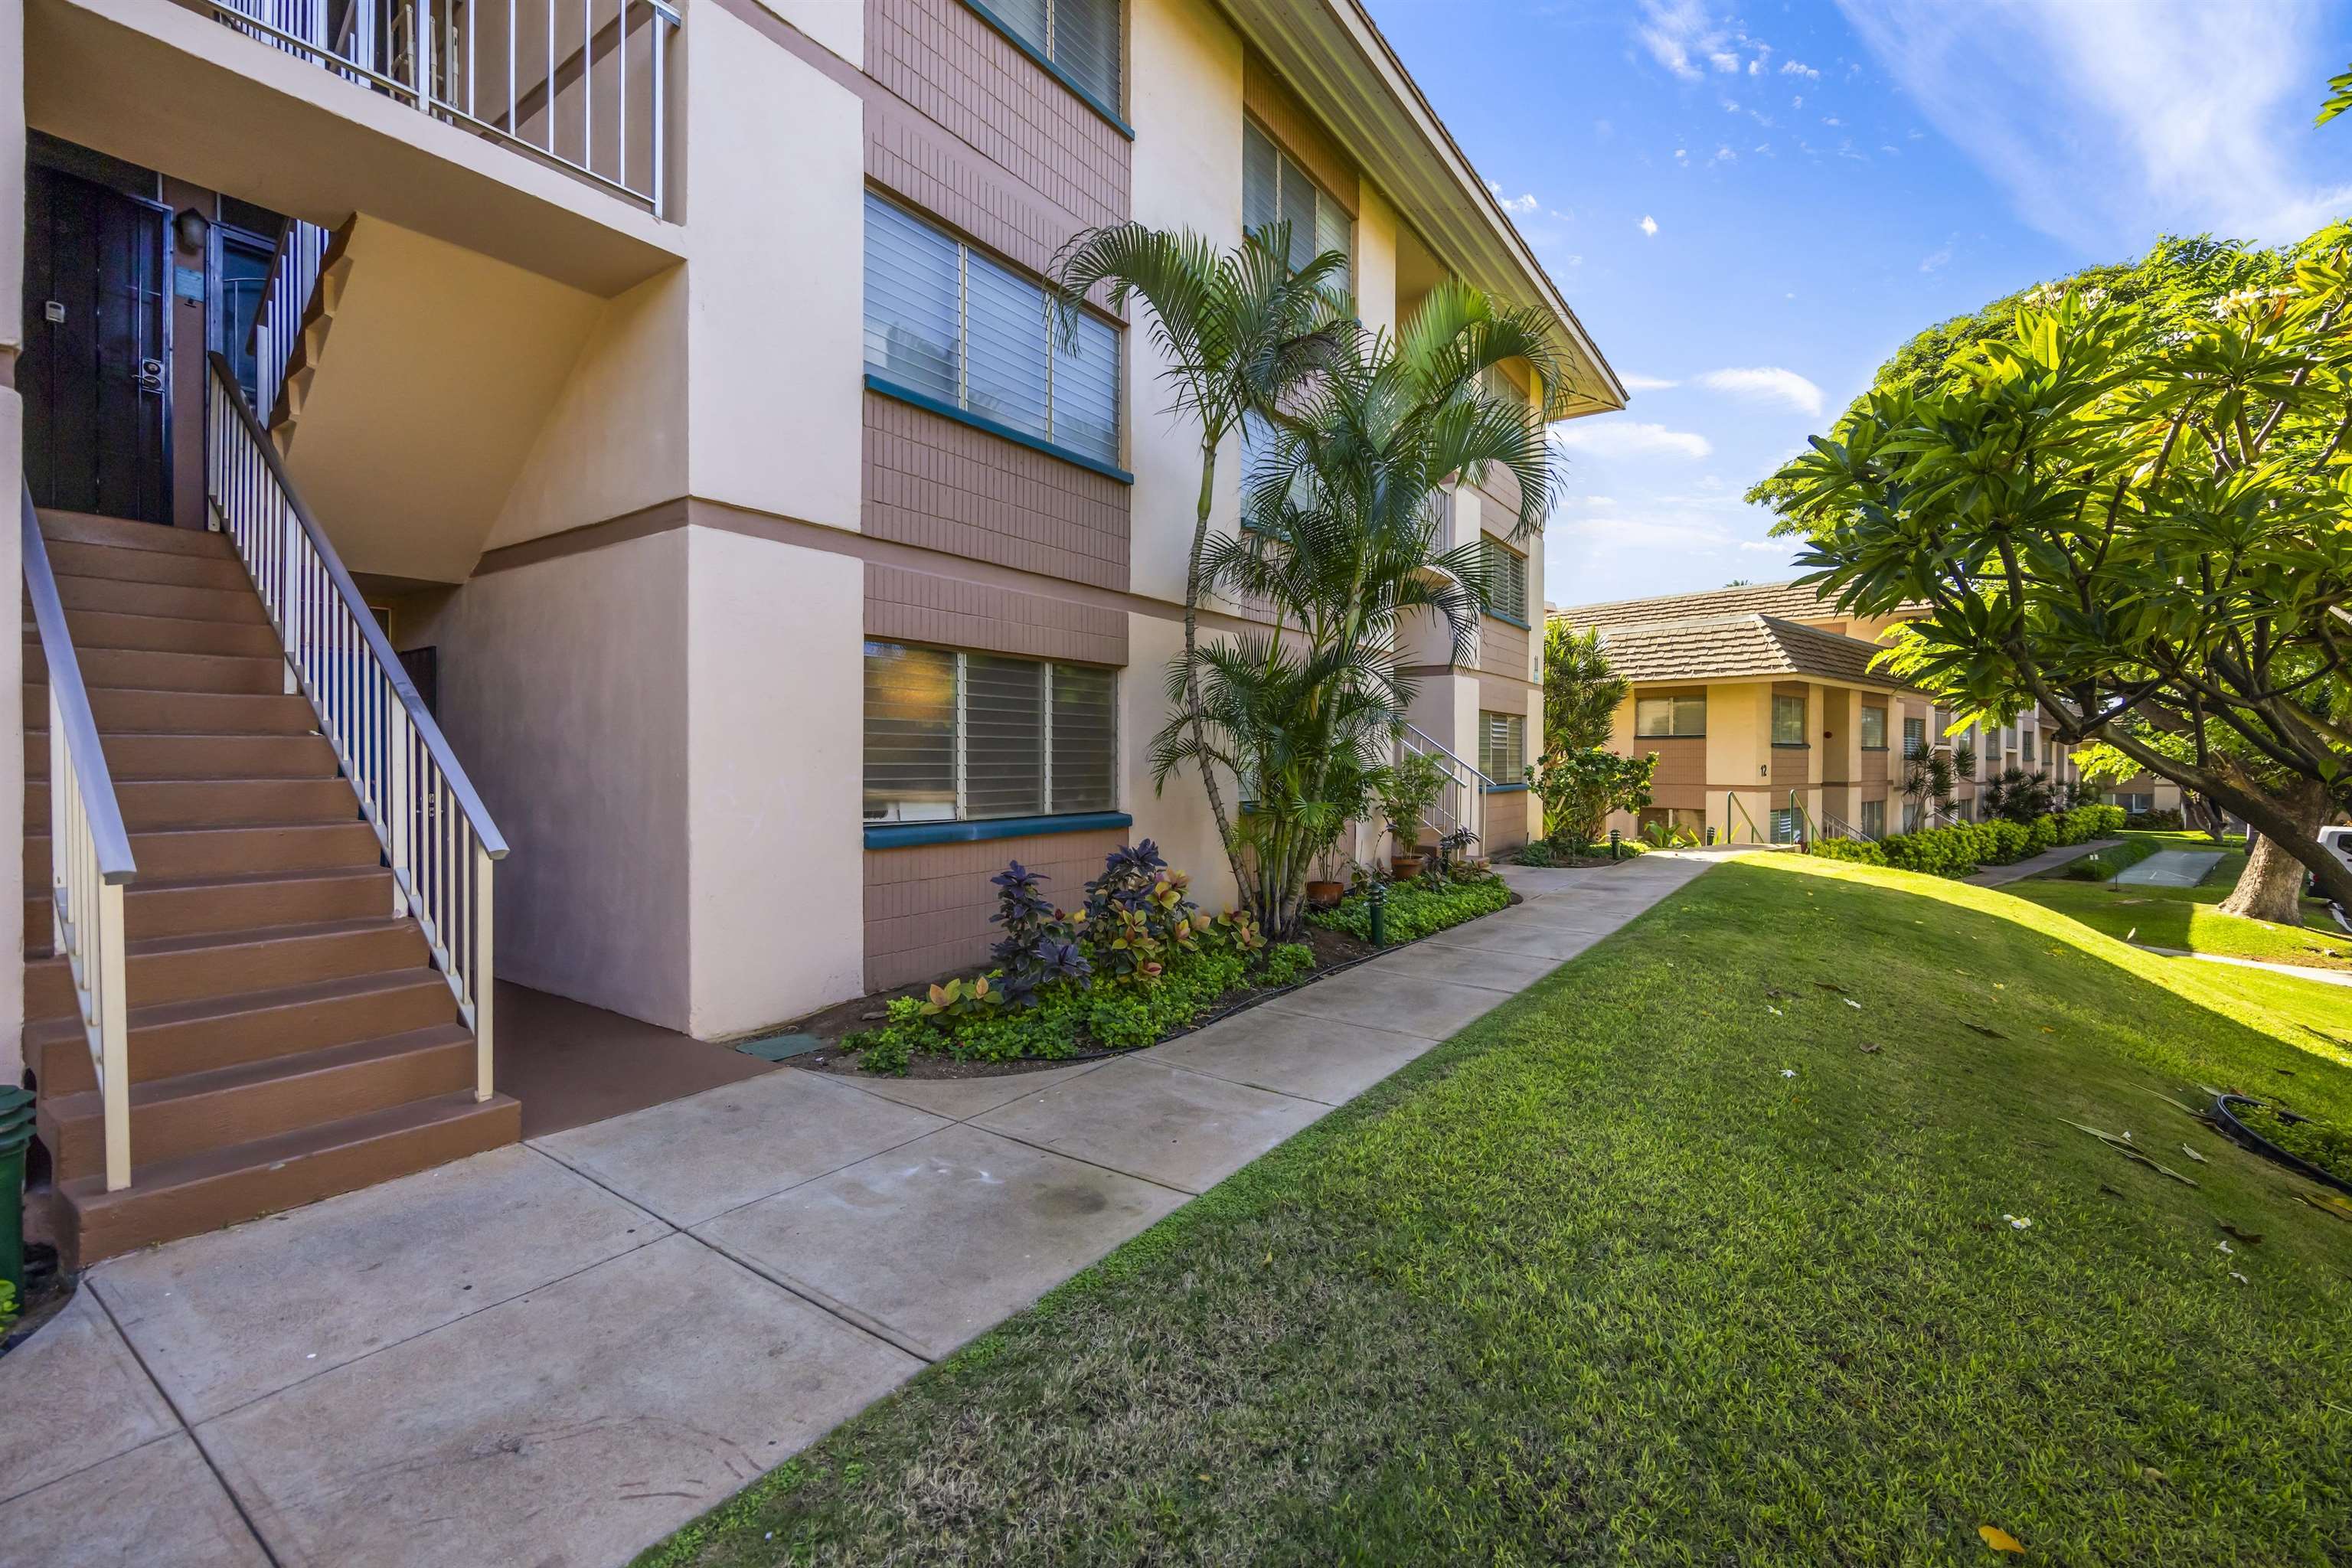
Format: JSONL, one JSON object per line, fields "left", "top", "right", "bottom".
{"left": 211, "top": 0, "right": 678, "bottom": 214}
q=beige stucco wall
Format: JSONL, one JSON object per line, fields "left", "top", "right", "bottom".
{"left": 406, "top": 531, "right": 693, "bottom": 1029}
{"left": 681, "top": 4, "right": 866, "bottom": 534}
{"left": 684, "top": 528, "right": 866, "bottom": 1033}
{"left": 1123, "top": 609, "right": 1241, "bottom": 911}
{"left": 1, "top": 0, "right": 24, "bottom": 1083}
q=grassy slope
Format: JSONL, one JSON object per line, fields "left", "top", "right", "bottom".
{"left": 645, "top": 857, "right": 2352, "bottom": 1568}
{"left": 2013, "top": 831, "right": 2352, "bottom": 973}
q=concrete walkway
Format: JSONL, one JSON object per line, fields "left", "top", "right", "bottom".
{"left": 2115, "top": 848, "right": 2227, "bottom": 887}
{"left": 2133, "top": 943, "right": 2352, "bottom": 988}
{"left": 1963, "top": 837, "right": 2122, "bottom": 887}
{"left": 0, "top": 852, "right": 1713, "bottom": 1568}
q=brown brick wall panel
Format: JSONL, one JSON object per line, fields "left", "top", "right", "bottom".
{"left": 1478, "top": 618, "right": 1530, "bottom": 679}
{"left": 863, "top": 390, "right": 1131, "bottom": 591}
{"left": 867, "top": 0, "right": 1130, "bottom": 279}
{"left": 1649, "top": 736, "right": 1706, "bottom": 792}
{"left": 865, "top": 560, "right": 1128, "bottom": 665}
{"left": 865, "top": 828, "right": 1127, "bottom": 989}
{"left": 1243, "top": 53, "right": 1357, "bottom": 215}
{"left": 1475, "top": 668, "right": 1531, "bottom": 724}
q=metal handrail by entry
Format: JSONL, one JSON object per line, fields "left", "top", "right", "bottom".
{"left": 1723, "top": 789, "right": 1769, "bottom": 845}
{"left": 204, "top": 355, "right": 508, "bottom": 1098}
{"left": 22, "top": 485, "right": 139, "bottom": 1191}
{"left": 210, "top": 0, "right": 679, "bottom": 214}
{"left": 1400, "top": 722, "right": 1491, "bottom": 852}
{"left": 1819, "top": 809, "right": 1878, "bottom": 844}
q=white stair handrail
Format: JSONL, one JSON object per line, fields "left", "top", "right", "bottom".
{"left": 1400, "top": 721, "right": 1491, "bottom": 852}
{"left": 205, "top": 356, "right": 508, "bottom": 1100}
{"left": 21, "top": 485, "right": 137, "bottom": 1191}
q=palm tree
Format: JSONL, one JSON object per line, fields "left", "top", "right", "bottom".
{"left": 1159, "top": 282, "right": 1566, "bottom": 934}
{"left": 1051, "top": 223, "right": 1351, "bottom": 890}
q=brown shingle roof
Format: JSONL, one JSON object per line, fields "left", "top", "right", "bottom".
{"left": 1591, "top": 612, "right": 1908, "bottom": 689}
{"left": 1552, "top": 577, "right": 1921, "bottom": 631}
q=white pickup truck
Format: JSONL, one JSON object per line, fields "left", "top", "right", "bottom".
{"left": 2318, "top": 827, "right": 2352, "bottom": 910}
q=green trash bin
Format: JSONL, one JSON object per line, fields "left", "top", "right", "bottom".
{"left": 0, "top": 1086, "right": 33, "bottom": 1298}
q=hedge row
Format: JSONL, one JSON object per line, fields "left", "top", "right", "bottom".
{"left": 1810, "top": 802, "right": 2126, "bottom": 877}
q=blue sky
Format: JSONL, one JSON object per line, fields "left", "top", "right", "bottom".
{"left": 1367, "top": 0, "right": 2352, "bottom": 609}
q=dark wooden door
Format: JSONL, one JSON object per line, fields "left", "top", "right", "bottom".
{"left": 24, "top": 164, "right": 172, "bottom": 524}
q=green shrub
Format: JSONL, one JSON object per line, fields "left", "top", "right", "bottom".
{"left": 2028, "top": 814, "right": 2060, "bottom": 853}
{"left": 1307, "top": 874, "right": 1513, "bottom": 944}
{"left": 1514, "top": 840, "right": 1560, "bottom": 867}
{"left": 1811, "top": 836, "right": 1887, "bottom": 866}
{"left": 1259, "top": 942, "right": 1315, "bottom": 988}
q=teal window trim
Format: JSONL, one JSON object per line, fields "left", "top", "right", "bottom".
{"left": 1485, "top": 610, "right": 1530, "bottom": 630}
{"left": 865, "top": 811, "right": 1132, "bottom": 850}
{"left": 1481, "top": 782, "right": 1530, "bottom": 794}
{"left": 955, "top": 0, "right": 1135, "bottom": 140}
{"left": 865, "top": 374, "right": 1134, "bottom": 485}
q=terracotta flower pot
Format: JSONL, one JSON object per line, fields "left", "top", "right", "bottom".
{"left": 1390, "top": 854, "right": 1426, "bottom": 880}
{"left": 1305, "top": 879, "right": 1345, "bottom": 909}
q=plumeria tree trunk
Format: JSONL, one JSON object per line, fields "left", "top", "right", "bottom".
{"left": 2217, "top": 779, "right": 2328, "bottom": 923}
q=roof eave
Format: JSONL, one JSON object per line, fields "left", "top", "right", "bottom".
{"left": 1214, "top": 0, "right": 1628, "bottom": 418}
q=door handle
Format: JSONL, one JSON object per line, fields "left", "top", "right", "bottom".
{"left": 138, "top": 358, "right": 166, "bottom": 394}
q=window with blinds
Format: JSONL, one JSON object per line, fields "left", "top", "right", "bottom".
{"left": 1478, "top": 710, "right": 1526, "bottom": 785}
{"left": 1860, "top": 704, "right": 1887, "bottom": 750}
{"left": 863, "top": 642, "right": 1118, "bottom": 823}
{"left": 1903, "top": 715, "right": 1926, "bottom": 758}
{"left": 864, "top": 194, "right": 1122, "bottom": 469}
{"left": 1478, "top": 537, "right": 1529, "bottom": 622}
{"left": 982, "top": 0, "right": 1120, "bottom": 114}
{"left": 1243, "top": 120, "right": 1351, "bottom": 283}
{"left": 1635, "top": 694, "right": 1705, "bottom": 737}
{"left": 1771, "top": 693, "right": 1807, "bottom": 746}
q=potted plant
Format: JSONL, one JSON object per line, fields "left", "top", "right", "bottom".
{"left": 1305, "top": 843, "right": 1351, "bottom": 910}
{"left": 1379, "top": 752, "right": 1449, "bottom": 880}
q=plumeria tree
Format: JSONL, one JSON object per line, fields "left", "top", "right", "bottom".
{"left": 1763, "top": 230, "right": 2352, "bottom": 916}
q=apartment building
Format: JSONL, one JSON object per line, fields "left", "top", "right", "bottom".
{"left": 1553, "top": 580, "right": 2078, "bottom": 844}
{"left": 5, "top": 0, "right": 1621, "bottom": 1259}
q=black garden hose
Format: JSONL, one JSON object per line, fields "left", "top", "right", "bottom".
{"left": 2210, "top": 1093, "right": 2352, "bottom": 1198}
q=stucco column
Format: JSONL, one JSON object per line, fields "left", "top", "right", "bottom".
{"left": 0, "top": 0, "right": 24, "bottom": 1081}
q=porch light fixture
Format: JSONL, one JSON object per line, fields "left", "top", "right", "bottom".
{"left": 174, "top": 207, "right": 209, "bottom": 256}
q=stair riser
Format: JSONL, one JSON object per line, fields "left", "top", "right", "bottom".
{"left": 27, "top": 645, "right": 285, "bottom": 695}
{"left": 34, "top": 976, "right": 461, "bottom": 1092}
{"left": 58, "top": 1093, "right": 518, "bottom": 1269}
{"left": 27, "top": 779, "right": 357, "bottom": 833}
{"left": 25, "top": 872, "right": 394, "bottom": 949}
{"left": 52, "top": 687, "right": 318, "bottom": 736}
{"left": 52, "top": 575, "right": 270, "bottom": 624}
{"left": 37, "top": 512, "right": 239, "bottom": 560}
{"left": 41, "top": 1039, "right": 475, "bottom": 1181}
{"left": 27, "top": 822, "right": 383, "bottom": 885}
{"left": 26, "top": 925, "right": 428, "bottom": 1020}
{"left": 39, "top": 609, "right": 283, "bottom": 659}
{"left": 25, "top": 731, "right": 341, "bottom": 782}
{"left": 41, "top": 540, "right": 253, "bottom": 592}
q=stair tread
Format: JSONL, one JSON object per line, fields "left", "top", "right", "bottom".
{"left": 23, "top": 914, "right": 410, "bottom": 967}
{"left": 58, "top": 1089, "right": 512, "bottom": 1209}
{"left": 40, "top": 864, "right": 387, "bottom": 896}
{"left": 25, "top": 966, "right": 450, "bottom": 1042}
{"left": 42, "top": 1023, "right": 475, "bottom": 1121}
{"left": 28, "top": 818, "right": 370, "bottom": 842}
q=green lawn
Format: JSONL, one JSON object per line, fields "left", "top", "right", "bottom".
{"left": 2011, "top": 829, "right": 2352, "bottom": 973}
{"left": 645, "top": 856, "right": 2352, "bottom": 1567}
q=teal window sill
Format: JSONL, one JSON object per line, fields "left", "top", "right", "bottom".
{"left": 956, "top": 0, "right": 1135, "bottom": 139}
{"left": 864, "top": 811, "right": 1132, "bottom": 850}
{"left": 1485, "top": 611, "right": 1530, "bottom": 630}
{"left": 864, "top": 374, "right": 1133, "bottom": 485}
{"left": 1482, "top": 782, "right": 1529, "bottom": 794}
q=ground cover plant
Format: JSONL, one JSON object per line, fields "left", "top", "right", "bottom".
{"left": 1305, "top": 870, "right": 1511, "bottom": 944}
{"left": 645, "top": 854, "right": 2352, "bottom": 1566}
{"left": 844, "top": 842, "right": 1310, "bottom": 1073}
{"left": 2009, "top": 830, "right": 2352, "bottom": 972}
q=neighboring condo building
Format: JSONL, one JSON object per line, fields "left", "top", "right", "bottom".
{"left": 1552, "top": 580, "right": 2079, "bottom": 844}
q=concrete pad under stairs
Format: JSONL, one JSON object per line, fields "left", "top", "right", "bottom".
{"left": 24, "top": 508, "right": 516, "bottom": 1268}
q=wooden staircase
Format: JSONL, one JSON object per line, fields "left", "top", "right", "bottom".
{"left": 24, "top": 509, "right": 518, "bottom": 1267}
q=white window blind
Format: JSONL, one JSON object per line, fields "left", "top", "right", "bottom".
{"left": 1635, "top": 694, "right": 1705, "bottom": 737}
{"left": 1772, "top": 693, "right": 1807, "bottom": 746}
{"left": 1860, "top": 704, "right": 1887, "bottom": 749}
{"left": 864, "top": 642, "right": 1118, "bottom": 823}
{"left": 981, "top": 0, "right": 1119, "bottom": 113}
{"left": 1860, "top": 799, "right": 1885, "bottom": 837}
{"left": 1243, "top": 120, "right": 1351, "bottom": 283}
{"left": 1903, "top": 715, "right": 1926, "bottom": 758}
{"left": 1478, "top": 710, "right": 1526, "bottom": 785}
{"left": 863, "top": 194, "right": 1121, "bottom": 468}
{"left": 1478, "top": 537, "right": 1529, "bottom": 622}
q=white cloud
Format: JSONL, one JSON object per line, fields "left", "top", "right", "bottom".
{"left": 1552, "top": 421, "right": 1713, "bottom": 460}
{"left": 1919, "top": 240, "right": 1955, "bottom": 273}
{"left": 1619, "top": 374, "right": 1681, "bottom": 390}
{"left": 1748, "top": 58, "right": 1764, "bottom": 76}
{"left": 1639, "top": 214, "right": 1660, "bottom": 237}
{"left": 1835, "top": 0, "right": 2352, "bottom": 248}
{"left": 1635, "top": 0, "right": 1723, "bottom": 79}
{"left": 1709, "top": 51, "right": 1740, "bottom": 72}
{"left": 1498, "top": 191, "right": 1540, "bottom": 214}
{"left": 1781, "top": 59, "right": 1821, "bottom": 78}
{"left": 1694, "top": 367, "right": 1826, "bottom": 416}
{"left": 1822, "top": 116, "right": 1844, "bottom": 126}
